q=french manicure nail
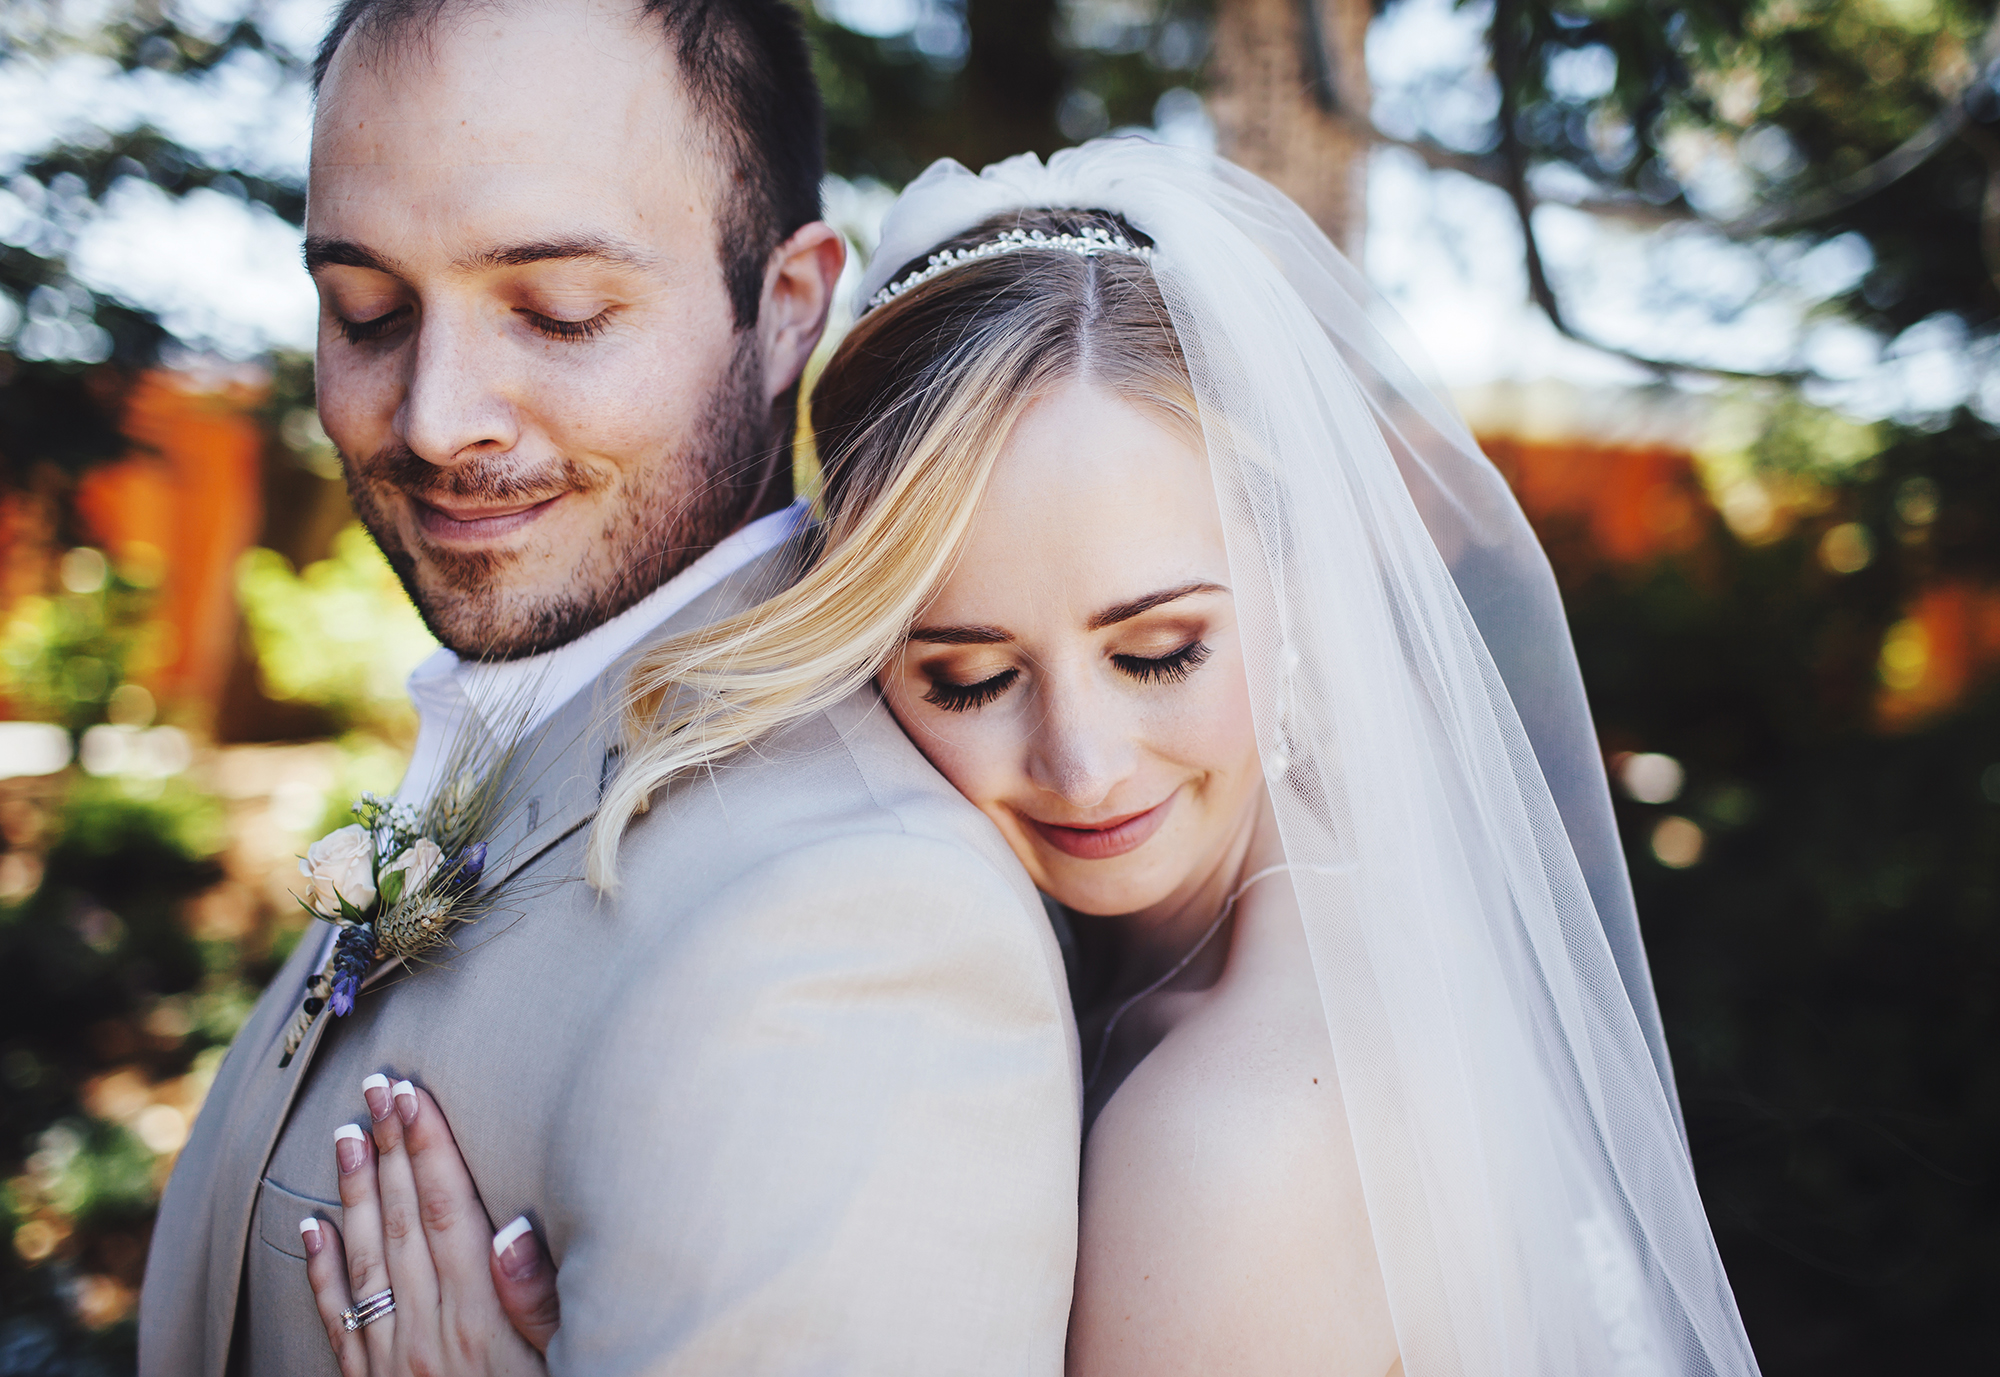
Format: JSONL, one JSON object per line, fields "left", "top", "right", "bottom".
{"left": 335, "top": 1123, "right": 367, "bottom": 1173}
{"left": 362, "top": 1073, "right": 392, "bottom": 1121}
{"left": 493, "top": 1216, "right": 537, "bottom": 1281}
{"left": 392, "top": 1079, "right": 418, "bottom": 1125}
{"left": 300, "top": 1217, "right": 323, "bottom": 1256}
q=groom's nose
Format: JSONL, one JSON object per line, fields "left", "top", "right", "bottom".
{"left": 395, "top": 308, "right": 523, "bottom": 467}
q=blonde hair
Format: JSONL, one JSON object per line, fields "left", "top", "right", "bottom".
{"left": 586, "top": 208, "right": 1195, "bottom": 889}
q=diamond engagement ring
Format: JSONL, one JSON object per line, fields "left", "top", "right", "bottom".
{"left": 341, "top": 1287, "right": 395, "bottom": 1332}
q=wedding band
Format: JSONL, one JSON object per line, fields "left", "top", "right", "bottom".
{"left": 341, "top": 1287, "right": 395, "bottom": 1331}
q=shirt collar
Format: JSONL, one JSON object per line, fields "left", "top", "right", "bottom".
{"left": 407, "top": 497, "right": 809, "bottom": 742}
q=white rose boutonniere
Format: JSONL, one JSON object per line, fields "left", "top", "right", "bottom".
{"left": 300, "top": 824, "right": 378, "bottom": 917}
{"left": 381, "top": 837, "right": 446, "bottom": 896}
{"left": 279, "top": 786, "right": 503, "bottom": 1066}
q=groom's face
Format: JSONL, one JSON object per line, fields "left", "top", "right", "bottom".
{"left": 307, "top": 2, "right": 786, "bottom": 659}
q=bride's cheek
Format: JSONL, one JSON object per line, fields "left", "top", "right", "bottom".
{"left": 894, "top": 706, "right": 997, "bottom": 799}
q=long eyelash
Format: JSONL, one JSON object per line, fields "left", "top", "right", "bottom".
{"left": 923, "top": 668, "right": 1019, "bottom": 713}
{"left": 1114, "top": 640, "right": 1212, "bottom": 685}
{"left": 336, "top": 307, "right": 410, "bottom": 345}
{"left": 524, "top": 311, "right": 611, "bottom": 342}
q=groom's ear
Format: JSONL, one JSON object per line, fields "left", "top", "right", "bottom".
{"left": 756, "top": 221, "right": 846, "bottom": 401}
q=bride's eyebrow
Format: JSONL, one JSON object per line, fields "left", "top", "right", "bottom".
{"left": 908, "top": 624, "right": 1011, "bottom": 645}
{"left": 1087, "top": 581, "right": 1227, "bottom": 630}
{"left": 907, "top": 582, "right": 1226, "bottom": 646}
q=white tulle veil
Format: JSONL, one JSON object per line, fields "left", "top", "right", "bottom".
{"left": 858, "top": 139, "right": 1759, "bottom": 1377}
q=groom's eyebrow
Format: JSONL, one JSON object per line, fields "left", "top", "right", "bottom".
{"left": 303, "top": 236, "right": 397, "bottom": 274}
{"left": 459, "top": 235, "right": 660, "bottom": 271}
{"left": 302, "top": 235, "right": 658, "bottom": 275}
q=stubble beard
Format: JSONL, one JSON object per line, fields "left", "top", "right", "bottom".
{"left": 344, "top": 331, "right": 775, "bottom": 661}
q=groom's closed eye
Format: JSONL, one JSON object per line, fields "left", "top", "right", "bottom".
{"left": 336, "top": 305, "right": 413, "bottom": 345}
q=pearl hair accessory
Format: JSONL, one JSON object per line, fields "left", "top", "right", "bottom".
{"left": 863, "top": 224, "right": 1155, "bottom": 313}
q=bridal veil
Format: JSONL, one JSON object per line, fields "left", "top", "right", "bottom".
{"left": 859, "top": 140, "right": 1759, "bottom": 1377}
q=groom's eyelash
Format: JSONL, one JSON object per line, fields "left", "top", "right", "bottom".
{"left": 335, "top": 306, "right": 411, "bottom": 345}
{"left": 923, "top": 667, "right": 1019, "bottom": 713}
{"left": 332, "top": 306, "right": 611, "bottom": 345}
{"left": 1113, "top": 639, "right": 1211, "bottom": 685}
{"left": 520, "top": 309, "right": 613, "bottom": 342}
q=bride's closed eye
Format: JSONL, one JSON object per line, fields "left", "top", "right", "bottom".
{"left": 924, "top": 667, "right": 1019, "bottom": 713}
{"left": 920, "top": 639, "right": 1211, "bottom": 714}
{"left": 1113, "top": 639, "right": 1210, "bottom": 685}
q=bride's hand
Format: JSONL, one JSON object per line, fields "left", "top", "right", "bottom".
{"left": 300, "top": 1074, "right": 561, "bottom": 1375}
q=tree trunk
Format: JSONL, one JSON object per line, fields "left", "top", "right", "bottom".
{"left": 1207, "top": 0, "right": 1372, "bottom": 256}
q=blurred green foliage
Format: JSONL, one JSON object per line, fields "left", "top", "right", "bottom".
{"left": 0, "top": 768, "right": 267, "bottom": 1370}
{"left": 805, "top": 0, "right": 1206, "bottom": 183}
{"left": 0, "top": 550, "right": 162, "bottom": 738}
{"left": 235, "top": 524, "right": 437, "bottom": 735}
{"left": 0, "top": 1, "right": 307, "bottom": 494}
{"left": 1461, "top": 0, "right": 2000, "bottom": 359}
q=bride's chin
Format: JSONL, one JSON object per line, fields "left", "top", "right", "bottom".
{"left": 1028, "top": 853, "right": 1183, "bottom": 919}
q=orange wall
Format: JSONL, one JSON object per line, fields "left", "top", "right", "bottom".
{"left": 71, "top": 372, "right": 265, "bottom": 724}
{"left": 1480, "top": 434, "right": 1711, "bottom": 571}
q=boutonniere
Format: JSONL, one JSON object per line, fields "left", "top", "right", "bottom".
{"left": 279, "top": 720, "right": 527, "bottom": 1065}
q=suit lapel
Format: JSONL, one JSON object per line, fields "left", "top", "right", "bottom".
{"left": 161, "top": 924, "right": 337, "bottom": 1377}
{"left": 286, "top": 533, "right": 804, "bottom": 1070}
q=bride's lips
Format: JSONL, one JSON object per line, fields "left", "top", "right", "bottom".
{"left": 1026, "top": 794, "right": 1175, "bottom": 861}
{"left": 412, "top": 492, "right": 567, "bottom": 542}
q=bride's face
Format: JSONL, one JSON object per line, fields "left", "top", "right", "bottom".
{"left": 880, "top": 381, "right": 1263, "bottom": 919}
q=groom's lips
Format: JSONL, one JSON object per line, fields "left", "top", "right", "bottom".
{"left": 1026, "top": 795, "right": 1175, "bottom": 861}
{"left": 412, "top": 492, "right": 567, "bottom": 542}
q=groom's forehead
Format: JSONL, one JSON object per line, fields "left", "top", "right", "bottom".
{"left": 309, "top": 1, "right": 720, "bottom": 238}
{"left": 312, "top": 0, "right": 705, "bottom": 179}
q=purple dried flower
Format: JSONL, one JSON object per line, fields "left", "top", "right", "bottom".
{"left": 329, "top": 973, "right": 360, "bottom": 1017}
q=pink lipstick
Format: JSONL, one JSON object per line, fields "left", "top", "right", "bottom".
{"left": 1026, "top": 794, "right": 1175, "bottom": 861}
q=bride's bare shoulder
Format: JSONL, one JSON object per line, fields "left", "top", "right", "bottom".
{"left": 1067, "top": 924, "right": 1399, "bottom": 1377}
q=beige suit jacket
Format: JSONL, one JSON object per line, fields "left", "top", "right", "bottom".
{"left": 139, "top": 544, "right": 1082, "bottom": 1376}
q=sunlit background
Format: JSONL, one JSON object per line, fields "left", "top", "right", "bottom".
{"left": 2, "top": 0, "right": 1996, "bottom": 1370}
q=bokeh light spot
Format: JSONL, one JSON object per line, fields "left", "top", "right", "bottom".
{"left": 1651, "top": 815, "right": 1705, "bottom": 868}
{"left": 1878, "top": 618, "right": 1929, "bottom": 690}
{"left": 1620, "top": 751, "right": 1685, "bottom": 803}
{"left": 57, "top": 547, "right": 106, "bottom": 594}
{"left": 1818, "top": 521, "right": 1873, "bottom": 573}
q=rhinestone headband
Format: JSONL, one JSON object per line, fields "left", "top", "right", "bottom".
{"left": 863, "top": 224, "right": 1155, "bottom": 312}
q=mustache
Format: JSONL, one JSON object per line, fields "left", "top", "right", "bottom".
{"left": 351, "top": 443, "right": 598, "bottom": 506}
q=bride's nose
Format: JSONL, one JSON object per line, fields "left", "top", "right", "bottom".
{"left": 1023, "top": 682, "right": 1133, "bottom": 810}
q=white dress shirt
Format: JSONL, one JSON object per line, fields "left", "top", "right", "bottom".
{"left": 395, "top": 499, "right": 808, "bottom": 809}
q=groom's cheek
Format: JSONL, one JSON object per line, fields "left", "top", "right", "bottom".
{"left": 318, "top": 353, "right": 402, "bottom": 485}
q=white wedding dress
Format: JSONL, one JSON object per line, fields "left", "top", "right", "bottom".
{"left": 860, "top": 140, "right": 1760, "bottom": 1377}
